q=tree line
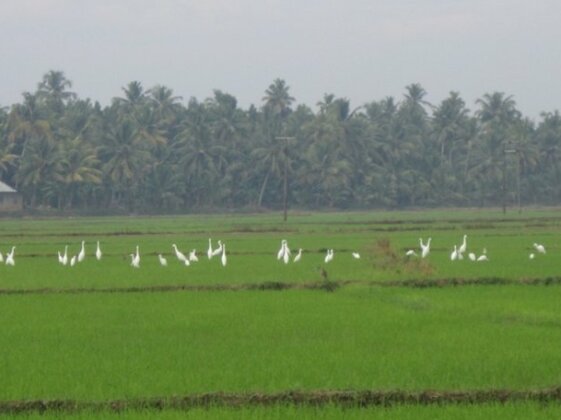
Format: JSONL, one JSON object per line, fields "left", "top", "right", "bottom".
{"left": 0, "top": 70, "right": 560, "bottom": 213}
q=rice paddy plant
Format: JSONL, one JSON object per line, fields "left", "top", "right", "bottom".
{"left": 1, "top": 286, "right": 561, "bottom": 401}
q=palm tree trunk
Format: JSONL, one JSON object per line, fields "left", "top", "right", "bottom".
{"left": 257, "top": 169, "right": 271, "bottom": 208}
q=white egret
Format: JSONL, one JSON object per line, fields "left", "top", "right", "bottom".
{"left": 405, "top": 249, "right": 417, "bottom": 257}
{"left": 70, "top": 255, "right": 76, "bottom": 267}
{"left": 5, "top": 246, "right": 15, "bottom": 266}
{"left": 277, "top": 240, "right": 287, "bottom": 260}
{"left": 458, "top": 234, "right": 467, "bottom": 255}
{"left": 293, "top": 248, "right": 302, "bottom": 262}
{"left": 212, "top": 240, "right": 223, "bottom": 257}
{"left": 130, "top": 253, "right": 140, "bottom": 268}
{"left": 207, "top": 238, "right": 213, "bottom": 260}
{"left": 352, "top": 252, "right": 361, "bottom": 259}
{"left": 130, "top": 246, "right": 140, "bottom": 268}
{"left": 420, "top": 238, "right": 431, "bottom": 258}
{"left": 450, "top": 245, "right": 458, "bottom": 261}
{"left": 221, "top": 243, "right": 227, "bottom": 267}
{"left": 529, "top": 253, "right": 535, "bottom": 260}
{"left": 95, "top": 241, "right": 102, "bottom": 260}
{"left": 468, "top": 252, "right": 476, "bottom": 261}
{"left": 324, "top": 249, "right": 334, "bottom": 263}
{"left": 476, "top": 248, "right": 488, "bottom": 262}
{"left": 57, "top": 251, "right": 63, "bottom": 264}
{"left": 189, "top": 249, "right": 199, "bottom": 262}
{"left": 533, "top": 243, "right": 546, "bottom": 254}
{"left": 77, "top": 241, "right": 85, "bottom": 262}
{"left": 283, "top": 244, "right": 291, "bottom": 264}
{"left": 184, "top": 258, "right": 191, "bottom": 266}
{"left": 62, "top": 245, "right": 68, "bottom": 266}
{"left": 284, "top": 242, "right": 291, "bottom": 258}
{"left": 172, "top": 244, "right": 188, "bottom": 263}
{"left": 158, "top": 254, "right": 168, "bottom": 266}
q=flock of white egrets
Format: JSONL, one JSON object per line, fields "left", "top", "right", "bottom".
{"left": 50, "top": 238, "right": 362, "bottom": 269}
{"left": 404, "top": 234, "right": 548, "bottom": 262}
{"left": 404, "top": 235, "right": 490, "bottom": 261}
{"left": 1, "top": 234, "right": 547, "bottom": 269}
{"left": 406, "top": 235, "right": 490, "bottom": 261}
{"left": 53, "top": 239, "right": 228, "bottom": 268}
{"left": 276, "top": 239, "right": 361, "bottom": 265}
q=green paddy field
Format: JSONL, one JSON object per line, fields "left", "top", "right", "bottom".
{"left": 1, "top": 209, "right": 561, "bottom": 418}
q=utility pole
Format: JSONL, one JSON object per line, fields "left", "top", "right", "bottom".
{"left": 504, "top": 146, "right": 519, "bottom": 214}
{"left": 502, "top": 149, "right": 507, "bottom": 215}
{"left": 276, "top": 136, "right": 296, "bottom": 222}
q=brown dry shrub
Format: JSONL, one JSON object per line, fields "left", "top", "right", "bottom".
{"left": 372, "top": 238, "right": 433, "bottom": 276}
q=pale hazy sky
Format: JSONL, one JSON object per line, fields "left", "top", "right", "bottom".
{"left": 1, "top": 0, "right": 559, "bottom": 118}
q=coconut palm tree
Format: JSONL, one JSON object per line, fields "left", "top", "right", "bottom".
{"left": 57, "top": 139, "right": 102, "bottom": 208}
{"left": 262, "top": 79, "right": 294, "bottom": 119}
{"left": 0, "top": 122, "right": 17, "bottom": 180}
{"left": 7, "top": 92, "right": 53, "bottom": 146}
{"left": 251, "top": 133, "right": 286, "bottom": 208}
{"left": 99, "top": 118, "right": 148, "bottom": 209}
{"left": 37, "top": 70, "right": 76, "bottom": 116}
{"left": 16, "top": 136, "right": 62, "bottom": 207}
{"left": 475, "top": 92, "right": 521, "bottom": 211}
{"left": 147, "top": 85, "right": 183, "bottom": 123}
{"left": 113, "top": 81, "right": 147, "bottom": 120}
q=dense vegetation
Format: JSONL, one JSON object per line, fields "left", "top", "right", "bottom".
{"left": 1, "top": 70, "right": 560, "bottom": 212}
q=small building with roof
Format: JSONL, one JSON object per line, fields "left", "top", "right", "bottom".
{"left": 0, "top": 181, "right": 23, "bottom": 212}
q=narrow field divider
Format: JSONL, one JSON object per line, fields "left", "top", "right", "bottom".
{"left": 3, "top": 387, "right": 561, "bottom": 414}
{"left": 2, "top": 276, "right": 561, "bottom": 296}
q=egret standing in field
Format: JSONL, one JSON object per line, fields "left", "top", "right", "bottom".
{"left": 61, "top": 245, "right": 68, "bottom": 266}
{"left": 95, "top": 241, "right": 102, "bottom": 260}
{"left": 221, "top": 243, "right": 227, "bottom": 267}
{"left": 130, "top": 246, "right": 140, "bottom": 268}
{"left": 458, "top": 234, "right": 467, "bottom": 256}
{"left": 476, "top": 248, "right": 489, "bottom": 262}
{"left": 77, "top": 241, "right": 85, "bottom": 263}
{"left": 283, "top": 243, "right": 291, "bottom": 264}
{"left": 70, "top": 255, "right": 77, "bottom": 267}
{"left": 172, "top": 244, "right": 188, "bottom": 263}
{"left": 158, "top": 254, "right": 168, "bottom": 266}
{"left": 189, "top": 249, "right": 199, "bottom": 262}
{"left": 533, "top": 243, "right": 546, "bottom": 254}
{"left": 212, "top": 240, "right": 223, "bottom": 257}
{"left": 352, "top": 252, "right": 361, "bottom": 259}
{"left": 405, "top": 249, "right": 417, "bottom": 257}
{"left": 450, "top": 245, "right": 458, "bottom": 261}
{"left": 277, "top": 240, "right": 288, "bottom": 260}
{"left": 324, "top": 249, "right": 334, "bottom": 263}
{"left": 420, "top": 238, "right": 431, "bottom": 258}
{"left": 468, "top": 252, "right": 476, "bottom": 261}
{"left": 5, "top": 246, "right": 15, "bottom": 266}
{"left": 130, "top": 254, "right": 139, "bottom": 268}
{"left": 207, "top": 238, "right": 213, "bottom": 260}
{"left": 293, "top": 248, "right": 302, "bottom": 263}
